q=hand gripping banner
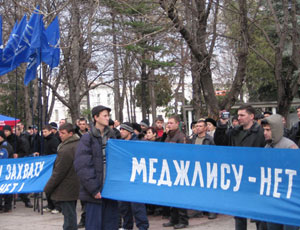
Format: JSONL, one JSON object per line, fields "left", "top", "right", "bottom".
{"left": 0, "top": 155, "right": 57, "bottom": 194}
{"left": 102, "top": 139, "right": 300, "bottom": 226}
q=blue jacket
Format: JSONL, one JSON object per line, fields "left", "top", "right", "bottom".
{"left": 74, "top": 125, "right": 115, "bottom": 204}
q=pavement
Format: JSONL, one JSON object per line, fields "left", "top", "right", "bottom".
{"left": 0, "top": 198, "right": 257, "bottom": 230}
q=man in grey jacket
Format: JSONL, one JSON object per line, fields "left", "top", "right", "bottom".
{"left": 261, "top": 114, "right": 298, "bottom": 230}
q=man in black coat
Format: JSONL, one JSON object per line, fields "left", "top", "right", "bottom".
{"left": 41, "top": 124, "right": 60, "bottom": 156}
{"left": 41, "top": 124, "right": 60, "bottom": 213}
{"left": 214, "top": 104, "right": 265, "bottom": 230}
{"left": 3, "top": 125, "right": 33, "bottom": 208}
{"left": 74, "top": 105, "right": 118, "bottom": 230}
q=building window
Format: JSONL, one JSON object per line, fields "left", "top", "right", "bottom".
{"left": 107, "top": 93, "right": 111, "bottom": 105}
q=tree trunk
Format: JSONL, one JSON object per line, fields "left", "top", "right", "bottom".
{"left": 149, "top": 71, "right": 156, "bottom": 125}
{"left": 111, "top": 11, "right": 121, "bottom": 121}
{"left": 191, "top": 55, "right": 202, "bottom": 119}
{"left": 68, "top": 0, "right": 81, "bottom": 123}
{"left": 159, "top": 0, "right": 220, "bottom": 117}
{"left": 220, "top": 0, "right": 249, "bottom": 111}
{"left": 141, "top": 53, "right": 148, "bottom": 120}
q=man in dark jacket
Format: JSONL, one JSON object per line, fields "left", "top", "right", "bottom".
{"left": 74, "top": 105, "right": 118, "bottom": 230}
{"left": 76, "top": 118, "right": 89, "bottom": 138}
{"left": 163, "top": 115, "right": 189, "bottom": 229}
{"left": 3, "top": 125, "right": 33, "bottom": 208}
{"left": 191, "top": 120, "right": 215, "bottom": 145}
{"left": 214, "top": 104, "right": 265, "bottom": 230}
{"left": 41, "top": 125, "right": 60, "bottom": 156}
{"left": 0, "top": 130, "right": 14, "bottom": 212}
{"left": 289, "top": 106, "right": 300, "bottom": 146}
{"left": 41, "top": 124, "right": 60, "bottom": 213}
{"left": 119, "top": 122, "right": 149, "bottom": 230}
{"left": 49, "top": 122, "right": 61, "bottom": 143}
{"left": 44, "top": 123, "right": 80, "bottom": 230}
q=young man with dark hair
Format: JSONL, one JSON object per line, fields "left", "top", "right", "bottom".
{"left": 41, "top": 125, "right": 60, "bottom": 156}
{"left": 155, "top": 116, "right": 165, "bottom": 138}
{"left": 191, "top": 120, "right": 214, "bottom": 145}
{"left": 44, "top": 123, "right": 80, "bottom": 229}
{"left": 41, "top": 124, "right": 61, "bottom": 214}
{"left": 50, "top": 122, "right": 61, "bottom": 142}
{"left": 74, "top": 105, "right": 118, "bottom": 230}
{"left": 214, "top": 104, "right": 265, "bottom": 230}
{"left": 77, "top": 118, "right": 88, "bottom": 138}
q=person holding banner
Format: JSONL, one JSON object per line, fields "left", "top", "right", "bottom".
{"left": 44, "top": 123, "right": 80, "bottom": 230}
{"left": 190, "top": 119, "right": 217, "bottom": 220}
{"left": 41, "top": 124, "right": 61, "bottom": 214}
{"left": 261, "top": 114, "right": 299, "bottom": 230}
{"left": 74, "top": 105, "right": 118, "bottom": 230}
{"left": 0, "top": 130, "right": 14, "bottom": 212}
{"left": 3, "top": 125, "right": 34, "bottom": 209}
{"left": 214, "top": 104, "right": 266, "bottom": 230}
{"left": 162, "top": 115, "right": 189, "bottom": 229}
{"left": 119, "top": 122, "right": 149, "bottom": 230}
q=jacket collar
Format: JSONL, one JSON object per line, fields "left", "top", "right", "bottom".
{"left": 168, "top": 129, "right": 180, "bottom": 138}
{"left": 90, "top": 125, "right": 110, "bottom": 138}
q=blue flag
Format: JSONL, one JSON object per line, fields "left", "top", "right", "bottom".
{"left": 0, "top": 15, "right": 27, "bottom": 76}
{"left": 43, "top": 16, "right": 60, "bottom": 69}
{"left": 24, "top": 14, "right": 50, "bottom": 85}
{"left": 11, "top": 7, "right": 41, "bottom": 68}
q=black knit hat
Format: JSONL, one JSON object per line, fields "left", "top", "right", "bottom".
{"left": 140, "top": 119, "right": 150, "bottom": 128}
{"left": 120, "top": 122, "right": 134, "bottom": 133}
{"left": 132, "top": 122, "right": 142, "bottom": 133}
{"left": 205, "top": 118, "right": 216, "bottom": 127}
{"left": 49, "top": 122, "right": 58, "bottom": 130}
{"left": 92, "top": 105, "right": 111, "bottom": 118}
{"left": 3, "top": 125, "right": 11, "bottom": 132}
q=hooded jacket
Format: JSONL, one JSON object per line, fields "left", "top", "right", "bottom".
{"left": 262, "top": 114, "right": 298, "bottom": 149}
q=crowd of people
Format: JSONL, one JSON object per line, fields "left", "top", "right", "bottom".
{"left": 0, "top": 103, "right": 300, "bottom": 230}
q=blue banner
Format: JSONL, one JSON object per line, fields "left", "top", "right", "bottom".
{"left": 102, "top": 139, "right": 300, "bottom": 226}
{"left": 0, "top": 155, "right": 56, "bottom": 194}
